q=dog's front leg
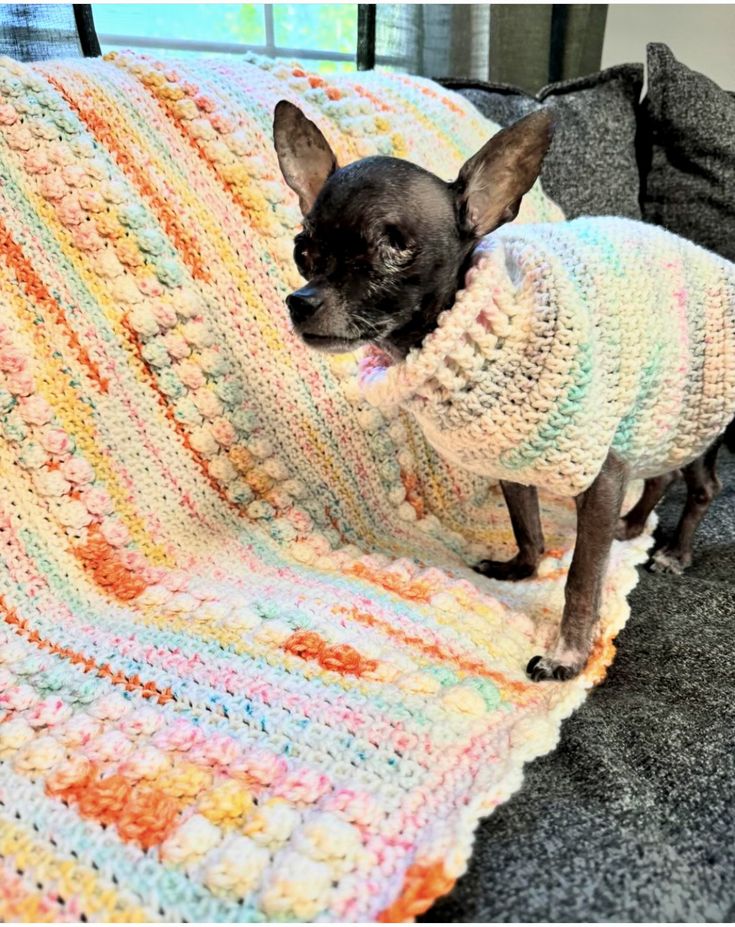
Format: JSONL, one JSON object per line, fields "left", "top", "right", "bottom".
{"left": 527, "top": 450, "right": 628, "bottom": 681}
{"left": 474, "top": 481, "right": 544, "bottom": 580}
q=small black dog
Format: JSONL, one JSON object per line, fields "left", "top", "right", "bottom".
{"left": 273, "top": 99, "right": 730, "bottom": 681}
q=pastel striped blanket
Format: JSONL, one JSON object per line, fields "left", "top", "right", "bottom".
{"left": 0, "top": 52, "right": 651, "bottom": 922}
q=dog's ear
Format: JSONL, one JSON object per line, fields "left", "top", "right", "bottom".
{"left": 452, "top": 109, "right": 555, "bottom": 238}
{"left": 273, "top": 100, "right": 338, "bottom": 215}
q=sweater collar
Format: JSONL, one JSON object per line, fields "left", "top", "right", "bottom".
{"left": 359, "top": 233, "right": 528, "bottom": 410}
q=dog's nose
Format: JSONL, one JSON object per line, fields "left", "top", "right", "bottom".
{"left": 286, "top": 287, "right": 323, "bottom": 327}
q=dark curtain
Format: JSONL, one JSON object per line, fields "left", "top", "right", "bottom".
{"left": 0, "top": 4, "right": 99, "bottom": 61}
{"left": 374, "top": 5, "right": 492, "bottom": 79}
{"left": 491, "top": 4, "right": 608, "bottom": 90}
{"left": 368, "top": 3, "right": 608, "bottom": 93}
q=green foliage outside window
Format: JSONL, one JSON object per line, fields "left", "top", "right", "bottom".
{"left": 93, "top": 4, "right": 359, "bottom": 72}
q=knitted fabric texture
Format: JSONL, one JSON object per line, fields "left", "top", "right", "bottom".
{"left": 0, "top": 52, "right": 651, "bottom": 923}
{"left": 361, "top": 218, "right": 735, "bottom": 497}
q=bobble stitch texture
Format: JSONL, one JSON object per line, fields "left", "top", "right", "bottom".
{"left": 0, "top": 51, "right": 658, "bottom": 923}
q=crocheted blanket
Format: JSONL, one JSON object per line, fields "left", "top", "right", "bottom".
{"left": 0, "top": 52, "right": 651, "bottom": 923}
{"left": 361, "top": 218, "right": 735, "bottom": 498}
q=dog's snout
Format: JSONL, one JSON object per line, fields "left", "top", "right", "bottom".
{"left": 286, "top": 286, "right": 323, "bottom": 326}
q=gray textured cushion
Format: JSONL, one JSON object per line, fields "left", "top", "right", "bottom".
{"left": 423, "top": 449, "right": 735, "bottom": 922}
{"left": 641, "top": 43, "right": 735, "bottom": 263}
{"left": 441, "top": 64, "right": 645, "bottom": 220}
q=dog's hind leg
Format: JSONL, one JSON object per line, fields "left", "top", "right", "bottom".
{"left": 474, "top": 481, "right": 544, "bottom": 581}
{"left": 615, "top": 471, "right": 679, "bottom": 540}
{"left": 651, "top": 439, "right": 723, "bottom": 574}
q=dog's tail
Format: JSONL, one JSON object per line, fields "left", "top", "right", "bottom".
{"left": 724, "top": 418, "right": 735, "bottom": 453}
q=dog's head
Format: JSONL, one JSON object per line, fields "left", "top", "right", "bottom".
{"left": 273, "top": 100, "right": 554, "bottom": 356}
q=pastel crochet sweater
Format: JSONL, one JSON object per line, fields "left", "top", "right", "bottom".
{"left": 360, "top": 217, "right": 735, "bottom": 497}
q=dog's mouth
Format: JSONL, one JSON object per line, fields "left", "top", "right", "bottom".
{"left": 300, "top": 333, "right": 366, "bottom": 354}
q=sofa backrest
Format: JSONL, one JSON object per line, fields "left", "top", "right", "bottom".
{"left": 440, "top": 64, "right": 645, "bottom": 222}
{"left": 442, "top": 42, "right": 735, "bottom": 264}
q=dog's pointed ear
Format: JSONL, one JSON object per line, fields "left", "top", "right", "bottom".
{"left": 273, "top": 100, "right": 338, "bottom": 215}
{"left": 452, "top": 109, "right": 555, "bottom": 238}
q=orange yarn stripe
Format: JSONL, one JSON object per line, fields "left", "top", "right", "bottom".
{"left": 377, "top": 861, "right": 456, "bottom": 922}
{"left": 291, "top": 71, "right": 344, "bottom": 102}
{"left": 119, "top": 316, "right": 241, "bottom": 514}
{"left": 392, "top": 72, "right": 466, "bottom": 117}
{"left": 0, "top": 219, "right": 109, "bottom": 393}
{"left": 282, "top": 628, "right": 378, "bottom": 677}
{"left": 335, "top": 604, "right": 528, "bottom": 693}
{"left": 586, "top": 635, "right": 618, "bottom": 686}
{"left": 350, "top": 82, "right": 392, "bottom": 113}
{"left": 420, "top": 84, "right": 466, "bottom": 116}
{"left": 72, "top": 524, "right": 149, "bottom": 602}
{"left": 400, "top": 471, "right": 426, "bottom": 519}
{"left": 46, "top": 763, "right": 183, "bottom": 851}
{"left": 2, "top": 596, "right": 174, "bottom": 705}
{"left": 343, "top": 563, "right": 435, "bottom": 604}
{"left": 45, "top": 75, "right": 210, "bottom": 283}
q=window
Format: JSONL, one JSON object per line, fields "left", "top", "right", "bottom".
{"left": 92, "top": 3, "right": 360, "bottom": 73}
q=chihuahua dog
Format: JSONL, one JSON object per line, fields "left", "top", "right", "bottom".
{"left": 272, "top": 99, "right": 731, "bottom": 681}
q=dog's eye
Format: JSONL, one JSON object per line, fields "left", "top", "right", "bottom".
{"left": 294, "top": 239, "right": 316, "bottom": 275}
{"left": 378, "top": 225, "right": 413, "bottom": 269}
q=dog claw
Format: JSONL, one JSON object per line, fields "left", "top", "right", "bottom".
{"left": 526, "top": 654, "right": 581, "bottom": 682}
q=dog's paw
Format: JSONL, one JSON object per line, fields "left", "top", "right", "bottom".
{"left": 650, "top": 547, "right": 691, "bottom": 575}
{"left": 473, "top": 557, "right": 536, "bottom": 581}
{"left": 615, "top": 516, "right": 645, "bottom": 541}
{"left": 526, "top": 654, "right": 583, "bottom": 682}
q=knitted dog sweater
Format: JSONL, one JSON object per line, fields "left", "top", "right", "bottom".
{"left": 360, "top": 217, "right": 735, "bottom": 497}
